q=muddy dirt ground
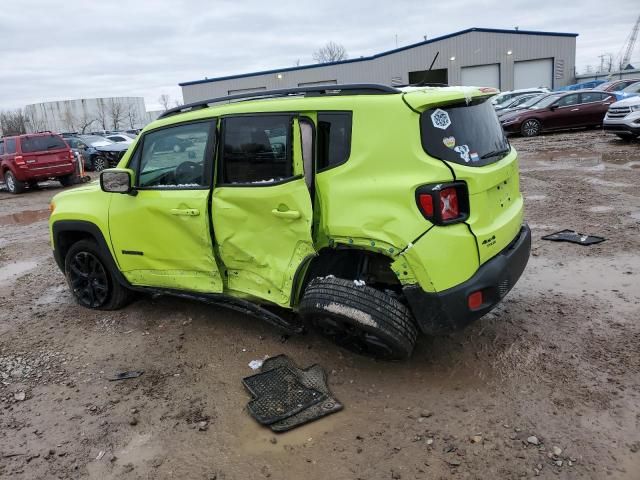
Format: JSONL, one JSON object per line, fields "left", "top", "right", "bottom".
{"left": 0, "top": 130, "right": 639, "bottom": 480}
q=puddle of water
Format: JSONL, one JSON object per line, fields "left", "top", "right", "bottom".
{"left": 630, "top": 212, "right": 640, "bottom": 221}
{"left": 0, "top": 209, "right": 50, "bottom": 226}
{"left": 35, "top": 284, "right": 72, "bottom": 305}
{"left": 238, "top": 411, "right": 342, "bottom": 455}
{"left": 587, "top": 178, "right": 633, "bottom": 188}
{"left": 0, "top": 260, "right": 38, "bottom": 286}
{"left": 588, "top": 206, "right": 615, "bottom": 213}
{"left": 522, "top": 254, "right": 639, "bottom": 313}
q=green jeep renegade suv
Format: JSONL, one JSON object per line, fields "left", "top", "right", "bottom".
{"left": 49, "top": 84, "right": 530, "bottom": 360}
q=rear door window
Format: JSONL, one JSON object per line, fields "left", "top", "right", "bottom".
{"left": 219, "top": 115, "right": 292, "bottom": 184}
{"left": 317, "top": 113, "right": 351, "bottom": 171}
{"left": 420, "top": 98, "right": 510, "bottom": 167}
{"left": 21, "top": 135, "right": 67, "bottom": 153}
{"left": 6, "top": 138, "right": 16, "bottom": 154}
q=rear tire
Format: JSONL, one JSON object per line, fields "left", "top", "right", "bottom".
{"left": 59, "top": 174, "right": 74, "bottom": 187}
{"left": 521, "top": 119, "right": 541, "bottom": 137}
{"left": 4, "top": 171, "right": 25, "bottom": 194}
{"left": 64, "top": 240, "right": 132, "bottom": 310}
{"left": 299, "top": 277, "right": 418, "bottom": 360}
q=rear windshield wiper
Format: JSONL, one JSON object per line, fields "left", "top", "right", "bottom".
{"left": 480, "top": 147, "right": 510, "bottom": 160}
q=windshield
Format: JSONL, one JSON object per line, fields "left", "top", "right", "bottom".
{"left": 21, "top": 134, "right": 67, "bottom": 153}
{"left": 79, "top": 135, "right": 114, "bottom": 146}
{"left": 622, "top": 82, "right": 640, "bottom": 93}
{"left": 519, "top": 94, "right": 546, "bottom": 108}
{"left": 531, "top": 94, "right": 563, "bottom": 109}
{"left": 420, "top": 97, "right": 510, "bottom": 167}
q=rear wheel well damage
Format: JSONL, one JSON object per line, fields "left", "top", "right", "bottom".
{"left": 295, "top": 248, "right": 403, "bottom": 305}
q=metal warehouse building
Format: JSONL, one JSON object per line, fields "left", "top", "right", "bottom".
{"left": 180, "top": 27, "right": 577, "bottom": 103}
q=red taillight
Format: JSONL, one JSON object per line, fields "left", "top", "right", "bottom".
{"left": 439, "top": 187, "right": 459, "bottom": 221}
{"left": 418, "top": 194, "right": 434, "bottom": 217}
{"left": 69, "top": 150, "right": 74, "bottom": 160}
{"left": 468, "top": 290, "right": 483, "bottom": 310}
{"left": 14, "top": 155, "right": 25, "bottom": 165}
{"left": 416, "top": 182, "right": 468, "bottom": 225}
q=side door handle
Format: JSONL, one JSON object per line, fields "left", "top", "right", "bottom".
{"left": 271, "top": 208, "right": 301, "bottom": 219}
{"left": 570, "top": 108, "right": 580, "bottom": 111}
{"left": 171, "top": 208, "right": 200, "bottom": 216}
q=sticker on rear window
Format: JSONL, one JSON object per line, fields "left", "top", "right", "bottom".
{"left": 442, "top": 136, "right": 456, "bottom": 149}
{"left": 431, "top": 109, "right": 451, "bottom": 130}
{"left": 470, "top": 151, "right": 479, "bottom": 162}
{"left": 453, "top": 145, "right": 470, "bottom": 163}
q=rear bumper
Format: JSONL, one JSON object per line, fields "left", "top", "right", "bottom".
{"left": 14, "top": 163, "right": 75, "bottom": 181}
{"left": 403, "top": 223, "right": 531, "bottom": 335}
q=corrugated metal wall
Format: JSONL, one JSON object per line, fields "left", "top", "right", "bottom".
{"left": 182, "top": 31, "right": 576, "bottom": 103}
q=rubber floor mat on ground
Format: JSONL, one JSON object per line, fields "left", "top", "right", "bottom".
{"left": 242, "top": 355, "right": 343, "bottom": 432}
{"left": 541, "top": 229, "right": 605, "bottom": 246}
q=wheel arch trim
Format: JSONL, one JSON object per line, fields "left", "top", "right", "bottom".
{"left": 51, "top": 220, "right": 130, "bottom": 287}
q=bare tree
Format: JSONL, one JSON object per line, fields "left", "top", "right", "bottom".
{"left": 158, "top": 94, "right": 171, "bottom": 111}
{"left": 0, "top": 109, "right": 27, "bottom": 136}
{"left": 24, "top": 108, "right": 48, "bottom": 133}
{"left": 312, "top": 41, "right": 348, "bottom": 63}
{"left": 125, "top": 105, "right": 138, "bottom": 129}
{"left": 62, "top": 106, "right": 77, "bottom": 132}
{"left": 77, "top": 112, "right": 96, "bottom": 134}
{"left": 108, "top": 99, "right": 125, "bottom": 130}
{"left": 96, "top": 99, "right": 109, "bottom": 130}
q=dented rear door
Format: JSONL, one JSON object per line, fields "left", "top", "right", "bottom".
{"left": 211, "top": 115, "right": 315, "bottom": 306}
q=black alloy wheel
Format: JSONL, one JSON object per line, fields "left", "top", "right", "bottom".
{"left": 67, "top": 251, "right": 109, "bottom": 308}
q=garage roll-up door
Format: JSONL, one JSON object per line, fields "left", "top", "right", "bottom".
{"left": 460, "top": 64, "right": 500, "bottom": 88}
{"left": 514, "top": 58, "right": 553, "bottom": 90}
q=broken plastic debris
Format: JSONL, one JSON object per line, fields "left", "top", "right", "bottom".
{"left": 249, "top": 359, "right": 264, "bottom": 370}
{"left": 107, "top": 370, "right": 144, "bottom": 381}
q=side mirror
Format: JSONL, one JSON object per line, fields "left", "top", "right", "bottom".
{"left": 549, "top": 104, "right": 558, "bottom": 111}
{"left": 100, "top": 169, "right": 134, "bottom": 194}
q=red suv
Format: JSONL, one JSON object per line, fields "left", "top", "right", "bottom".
{"left": 0, "top": 132, "right": 76, "bottom": 194}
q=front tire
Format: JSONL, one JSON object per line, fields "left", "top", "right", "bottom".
{"left": 64, "top": 240, "right": 131, "bottom": 310}
{"left": 521, "top": 119, "right": 541, "bottom": 137}
{"left": 4, "top": 171, "right": 25, "bottom": 194}
{"left": 299, "top": 277, "right": 418, "bottom": 360}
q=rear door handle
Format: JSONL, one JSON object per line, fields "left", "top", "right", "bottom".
{"left": 170, "top": 208, "right": 200, "bottom": 216}
{"left": 271, "top": 209, "right": 301, "bottom": 219}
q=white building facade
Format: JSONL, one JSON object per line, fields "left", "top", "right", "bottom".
{"left": 24, "top": 97, "right": 152, "bottom": 134}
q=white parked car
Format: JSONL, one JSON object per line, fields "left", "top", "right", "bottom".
{"left": 603, "top": 96, "right": 640, "bottom": 140}
{"left": 492, "top": 87, "right": 550, "bottom": 107}
{"left": 105, "top": 133, "right": 135, "bottom": 145}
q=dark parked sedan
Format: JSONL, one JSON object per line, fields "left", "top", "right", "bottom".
{"left": 500, "top": 90, "right": 618, "bottom": 136}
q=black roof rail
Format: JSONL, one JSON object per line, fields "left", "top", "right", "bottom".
{"left": 159, "top": 83, "right": 400, "bottom": 119}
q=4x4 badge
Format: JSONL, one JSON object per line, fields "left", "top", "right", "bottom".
{"left": 482, "top": 235, "right": 497, "bottom": 246}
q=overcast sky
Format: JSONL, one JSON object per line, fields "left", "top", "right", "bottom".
{"left": 1, "top": 0, "right": 638, "bottom": 111}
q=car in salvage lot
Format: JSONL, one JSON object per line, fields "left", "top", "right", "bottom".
{"left": 63, "top": 134, "right": 129, "bottom": 171}
{"left": 0, "top": 132, "right": 76, "bottom": 193}
{"left": 603, "top": 95, "right": 640, "bottom": 139}
{"left": 49, "top": 83, "right": 531, "bottom": 360}
{"left": 500, "top": 90, "right": 620, "bottom": 136}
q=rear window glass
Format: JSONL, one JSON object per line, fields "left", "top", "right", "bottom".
{"left": 420, "top": 98, "right": 510, "bottom": 167}
{"left": 20, "top": 135, "right": 67, "bottom": 153}
{"left": 317, "top": 113, "right": 351, "bottom": 170}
